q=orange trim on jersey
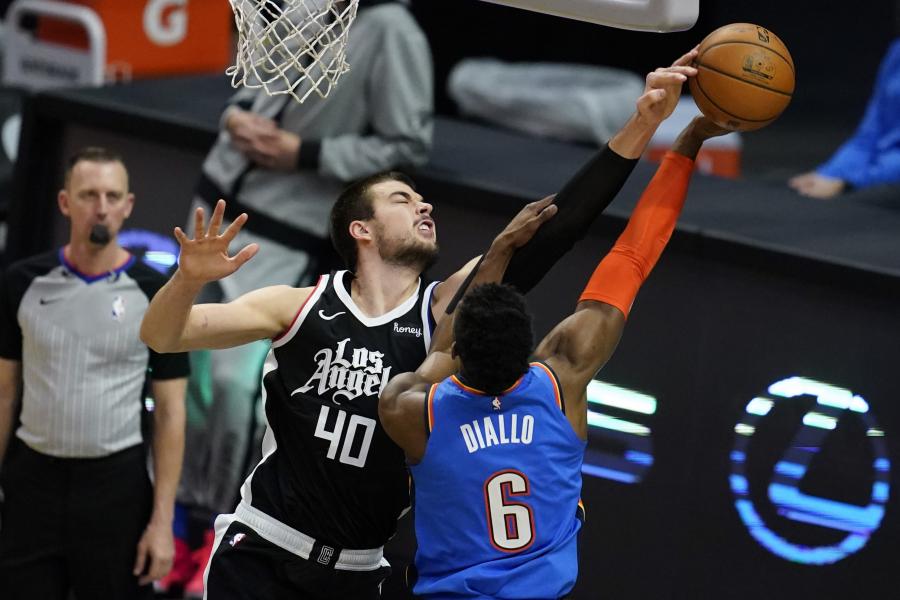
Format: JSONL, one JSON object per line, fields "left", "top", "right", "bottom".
{"left": 450, "top": 373, "right": 526, "bottom": 397}
{"left": 577, "top": 498, "right": 586, "bottom": 522}
{"left": 531, "top": 362, "right": 563, "bottom": 411}
{"left": 426, "top": 384, "right": 438, "bottom": 433}
{"left": 272, "top": 275, "right": 325, "bottom": 342}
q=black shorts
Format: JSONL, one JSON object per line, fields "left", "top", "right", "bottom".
{"left": 205, "top": 521, "right": 391, "bottom": 600}
{"left": 0, "top": 441, "right": 154, "bottom": 600}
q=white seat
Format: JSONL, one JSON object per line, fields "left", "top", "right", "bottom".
{"left": 2, "top": 0, "right": 106, "bottom": 91}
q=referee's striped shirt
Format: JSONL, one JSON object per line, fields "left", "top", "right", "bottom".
{"left": 0, "top": 249, "right": 189, "bottom": 458}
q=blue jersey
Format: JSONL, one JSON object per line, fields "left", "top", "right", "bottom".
{"left": 411, "top": 362, "right": 586, "bottom": 600}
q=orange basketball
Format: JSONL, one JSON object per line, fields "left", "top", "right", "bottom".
{"left": 689, "top": 23, "right": 795, "bottom": 132}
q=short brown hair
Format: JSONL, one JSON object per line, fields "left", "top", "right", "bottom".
{"left": 64, "top": 147, "right": 125, "bottom": 187}
{"left": 329, "top": 171, "right": 415, "bottom": 271}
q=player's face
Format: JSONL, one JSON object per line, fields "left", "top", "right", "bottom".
{"left": 58, "top": 160, "right": 134, "bottom": 246}
{"left": 368, "top": 180, "right": 438, "bottom": 269}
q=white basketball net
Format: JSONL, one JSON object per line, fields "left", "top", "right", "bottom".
{"left": 227, "top": 0, "right": 360, "bottom": 103}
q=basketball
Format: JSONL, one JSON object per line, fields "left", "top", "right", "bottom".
{"left": 689, "top": 23, "right": 795, "bottom": 132}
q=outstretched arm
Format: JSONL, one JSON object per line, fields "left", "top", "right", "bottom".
{"left": 534, "top": 117, "right": 728, "bottom": 438}
{"left": 140, "top": 200, "right": 305, "bottom": 352}
{"left": 502, "top": 47, "right": 700, "bottom": 293}
{"left": 381, "top": 198, "right": 557, "bottom": 462}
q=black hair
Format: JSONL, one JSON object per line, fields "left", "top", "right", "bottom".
{"left": 329, "top": 171, "right": 415, "bottom": 271}
{"left": 64, "top": 147, "right": 125, "bottom": 186}
{"left": 454, "top": 283, "right": 533, "bottom": 395}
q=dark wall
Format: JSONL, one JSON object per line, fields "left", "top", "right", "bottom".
{"left": 411, "top": 0, "right": 898, "bottom": 121}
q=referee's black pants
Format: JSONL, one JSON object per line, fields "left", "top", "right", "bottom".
{"left": 0, "top": 441, "right": 154, "bottom": 600}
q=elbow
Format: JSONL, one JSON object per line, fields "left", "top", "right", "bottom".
{"left": 377, "top": 395, "right": 393, "bottom": 424}
{"left": 378, "top": 390, "right": 400, "bottom": 426}
{"left": 140, "top": 323, "right": 175, "bottom": 354}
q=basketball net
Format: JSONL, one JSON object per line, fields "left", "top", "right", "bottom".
{"left": 227, "top": 0, "right": 359, "bottom": 103}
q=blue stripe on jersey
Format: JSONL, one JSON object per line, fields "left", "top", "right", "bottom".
{"left": 411, "top": 363, "right": 586, "bottom": 600}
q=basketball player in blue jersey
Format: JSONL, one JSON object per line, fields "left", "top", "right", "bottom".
{"left": 380, "top": 116, "right": 728, "bottom": 600}
{"left": 140, "top": 51, "right": 700, "bottom": 599}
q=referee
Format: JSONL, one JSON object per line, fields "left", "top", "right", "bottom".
{"left": 0, "top": 148, "right": 189, "bottom": 599}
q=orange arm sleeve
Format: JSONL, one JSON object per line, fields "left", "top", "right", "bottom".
{"left": 579, "top": 151, "right": 694, "bottom": 318}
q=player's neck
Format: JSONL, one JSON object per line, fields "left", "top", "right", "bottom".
{"left": 63, "top": 240, "right": 129, "bottom": 276}
{"left": 350, "top": 260, "right": 420, "bottom": 317}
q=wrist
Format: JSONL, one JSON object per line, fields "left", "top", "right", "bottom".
{"left": 609, "top": 113, "right": 659, "bottom": 159}
{"left": 172, "top": 269, "right": 208, "bottom": 293}
{"left": 148, "top": 506, "right": 174, "bottom": 527}
{"left": 672, "top": 125, "right": 705, "bottom": 159}
{"left": 489, "top": 233, "right": 518, "bottom": 259}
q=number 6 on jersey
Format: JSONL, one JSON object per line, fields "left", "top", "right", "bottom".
{"left": 484, "top": 470, "right": 536, "bottom": 552}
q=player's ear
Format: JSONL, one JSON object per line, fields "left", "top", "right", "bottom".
{"left": 450, "top": 341, "right": 458, "bottom": 360}
{"left": 349, "top": 220, "right": 372, "bottom": 242}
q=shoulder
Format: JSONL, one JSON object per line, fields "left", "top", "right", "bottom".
{"left": 2, "top": 251, "right": 59, "bottom": 305}
{"left": 5, "top": 250, "right": 58, "bottom": 284}
{"left": 124, "top": 258, "right": 169, "bottom": 299}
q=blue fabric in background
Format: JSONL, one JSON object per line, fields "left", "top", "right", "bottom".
{"left": 817, "top": 38, "right": 900, "bottom": 188}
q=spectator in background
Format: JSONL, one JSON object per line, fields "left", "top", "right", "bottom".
{"left": 163, "top": 0, "right": 434, "bottom": 595}
{"left": 789, "top": 39, "right": 900, "bottom": 204}
{"left": 0, "top": 148, "right": 189, "bottom": 599}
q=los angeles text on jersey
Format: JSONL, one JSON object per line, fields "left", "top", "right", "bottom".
{"left": 460, "top": 413, "right": 535, "bottom": 453}
{"left": 291, "top": 337, "right": 392, "bottom": 404}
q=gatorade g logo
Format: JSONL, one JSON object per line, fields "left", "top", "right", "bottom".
{"left": 143, "top": 0, "right": 188, "bottom": 46}
{"left": 729, "top": 377, "right": 890, "bottom": 565}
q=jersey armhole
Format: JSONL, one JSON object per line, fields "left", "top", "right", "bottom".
{"left": 531, "top": 361, "right": 566, "bottom": 415}
{"left": 272, "top": 274, "right": 329, "bottom": 347}
{"left": 423, "top": 383, "right": 438, "bottom": 437}
{"left": 421, "top": 280, "right": 439, "bottom": 352}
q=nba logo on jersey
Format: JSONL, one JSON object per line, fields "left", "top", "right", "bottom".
{"left": 317, "top": 546, "right": 335, "bottom": 565}
{"left": 229, "top": 533, "right": 246, "bottom": 547}
{"left": 111, "top": 295, "right": 125, "bottom": 321}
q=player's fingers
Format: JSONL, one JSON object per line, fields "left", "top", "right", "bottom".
{"left": 531, "top": 195, "right": 556, "bottom": 211}
{"left": 145, "top": 553, "right": 172, "bottom": 584}
{"left": 647, "top": 71, "right": 687, "bottom": 89}
{"left": 672, "top": 46, "right": 700, "bottom": 67}
{"left": 193, "top": 206, "right": 205, "bottom": 239}
{"left": 174, "top": 227, "right": 188, "bottom": 245}
{"left": 231, "top": 243, "right": 260, "bottom": 269}
{"left": 222, "top": 212, "right": 249, "bottom": 244}
{"left": 537, "top": 203, "right": 559, "bottom": 221}
{"left": 208, "top": 199, "right": 226, "bottom": 237}
{"left": 638, "top": 89, "right": 667, "bottom": 109}
{"left": 661, "top": 65, "right": 697, "bottom": 77}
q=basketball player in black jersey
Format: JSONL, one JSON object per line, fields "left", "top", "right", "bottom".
{"left": 141, "top": 50, "right": 700, "bottom": 599}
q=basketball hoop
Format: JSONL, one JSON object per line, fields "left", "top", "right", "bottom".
{"left": 227, "top": 0, "right": 359, "bottom": 103}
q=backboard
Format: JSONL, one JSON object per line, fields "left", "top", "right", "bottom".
{"left": 479, "top": 0, "right": 699, "bottom": 32}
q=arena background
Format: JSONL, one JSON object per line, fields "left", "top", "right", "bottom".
{"left": 2, "top": 1, "right": 899, "bottom": 598}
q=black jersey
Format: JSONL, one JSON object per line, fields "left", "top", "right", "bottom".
{"left": 240, "top": 270, "right": 438, "bottom": 549}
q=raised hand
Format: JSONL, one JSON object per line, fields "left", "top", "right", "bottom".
{"left": 636, "top": 46, "right": 700, "bottom": 126}
{"left": 173, "top": 199, "right": 259, "bottom": 285}
{"left": 497, "top": 195, "right": 559, "bottom": 249}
